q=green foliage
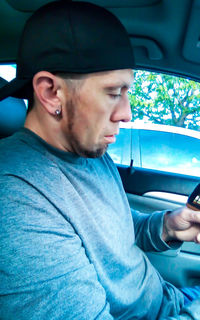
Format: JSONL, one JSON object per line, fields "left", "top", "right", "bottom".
{"left": 129, "top": 70, "right": 200, "bottom": 130}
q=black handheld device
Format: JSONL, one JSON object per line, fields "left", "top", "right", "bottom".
{"left": 187, "top": 183, "right": 200, "bottom": 211}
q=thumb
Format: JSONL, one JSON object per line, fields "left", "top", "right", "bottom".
{"left": 195, "top": 233, "right": 200, "bottom": 244}
{"left": 187, "top": 209, "right": 200, "bottom": 224}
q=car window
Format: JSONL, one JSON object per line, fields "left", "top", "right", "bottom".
{"left": 0, "top": 64, "right": 16, "bottom": 81}
{"left": 0, "top": 63, "right": 28, "bottom": 108}
{"left": 108, "top": 70, "right": 200, "bottom": 177}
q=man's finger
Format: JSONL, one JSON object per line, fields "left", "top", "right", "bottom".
{"left": 195, "top": 233, "right": 200, "bottom": 244}
{"left": 187, "top": 209, "right": 200, "bottom": 224}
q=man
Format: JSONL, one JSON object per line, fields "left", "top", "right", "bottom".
{"left": 0, "top": 1, "right": 200, "bottom": 319}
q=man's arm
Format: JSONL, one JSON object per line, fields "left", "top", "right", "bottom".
{"left": 131, "top": 204, "right": 200, "bottom": 251}
{"left": 131, "top": 208, "right": 173, "bottom": 252}
{"left": 0, "top": 175, "right": 113, "bottom": 320}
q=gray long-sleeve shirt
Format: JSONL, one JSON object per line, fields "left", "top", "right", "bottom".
{"left": 0, "top": 128, "right": 184, "bottom": 319}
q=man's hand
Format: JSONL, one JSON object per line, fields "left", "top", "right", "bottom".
{"left": 162, "top": 207, "right": 200, "bottom": 244}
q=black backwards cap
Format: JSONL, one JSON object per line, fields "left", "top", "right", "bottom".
{"left": 0, "top": 0, "right": 135, "bottom": 100}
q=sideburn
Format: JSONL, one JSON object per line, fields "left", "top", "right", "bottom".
{"left": 66, "top": 99, "right": 75, "bottom": 132}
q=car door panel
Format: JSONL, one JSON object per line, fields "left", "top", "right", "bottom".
{"left": 118, "top": 165, "right": 199, "bottom": 196}
{"left": 147, "top": 251, "right": 200, "bottom": 288}
{"left": 118, "top": 165, "right": 200, "bottom": 288}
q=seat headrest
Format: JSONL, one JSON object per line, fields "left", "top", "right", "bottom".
{"left": 0, "top": 77, "right": 27, "bottom": 138}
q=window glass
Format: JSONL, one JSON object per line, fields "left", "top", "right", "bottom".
{"left": 0, "top": 64, "right": 16, "bottom": 81}
{"left": 0, "top": 63, "right": 28, "bottom": 107}
{"left": 108, "top": 70, "right": 200, "bottom": 177}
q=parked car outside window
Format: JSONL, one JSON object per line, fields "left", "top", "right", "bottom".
{"left": 108, "top": 122, "right": 200, "bottom": 177}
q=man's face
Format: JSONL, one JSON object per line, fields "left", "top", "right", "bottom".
{"left": 61, "top": 69, "right": 133, "bottom": 158}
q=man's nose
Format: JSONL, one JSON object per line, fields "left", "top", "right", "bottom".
{"left": 111, "top": 94, "right": 132, "bottom": 123}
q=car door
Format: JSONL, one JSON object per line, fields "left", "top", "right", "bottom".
{"left": 118, "top": 166, "right": 200, "bottom": 288}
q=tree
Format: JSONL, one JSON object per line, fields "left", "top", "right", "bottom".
{"left": 129, "top": 70, "right": 200, "bottom": 130}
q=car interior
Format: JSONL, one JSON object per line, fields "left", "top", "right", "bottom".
{"left": 0, "top": 0, "right": 200, "bottom": 292}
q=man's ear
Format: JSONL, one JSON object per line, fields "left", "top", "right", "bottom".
{"left": 32, "top": 71, "right": 62, "bottom": 116}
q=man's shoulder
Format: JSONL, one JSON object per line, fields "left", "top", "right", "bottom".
{"left": 1, "top": 131, "right": 34, "bottom": 160}
{"left": 0, "top": 132, "right": 68, "bottom": 206}
{"left": 0, "top": 131, "right": 53, "bottom": 178}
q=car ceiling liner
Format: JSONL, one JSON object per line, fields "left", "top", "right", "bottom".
{"left": 183, "top": 0, "right": 200, "bottom": 64}
{"left": 5, "top": 0, "right": 162, "bottom": 12}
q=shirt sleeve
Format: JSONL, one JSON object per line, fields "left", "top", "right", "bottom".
{"left": 131, "top": 208, "right": 182, "bottom": 252}
{"left": 0, "top": 175, "right": 113, "bottom": 320}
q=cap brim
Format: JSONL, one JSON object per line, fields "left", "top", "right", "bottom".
{"left": 0, "top": 77, "right": 31, "bottom": 101}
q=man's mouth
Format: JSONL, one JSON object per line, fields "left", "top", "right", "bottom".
{"left": 104, "top": 135, "right": 117, "bottom": 144}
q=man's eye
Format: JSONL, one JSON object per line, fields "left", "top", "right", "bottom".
{"left": 109, "top": 94, "right": 121, "bottom": 99}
